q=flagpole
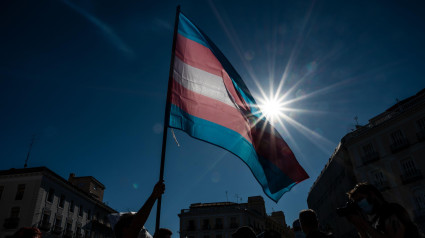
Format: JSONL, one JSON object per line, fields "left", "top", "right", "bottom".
{"left": 155, "top": 5, "right": 180, "bottom": 237}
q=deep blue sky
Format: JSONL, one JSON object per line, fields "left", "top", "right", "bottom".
{"left": 1, "top": 0, "right": 425, "bottom": 235}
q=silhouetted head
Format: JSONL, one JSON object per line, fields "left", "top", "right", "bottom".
{"left": 232, "top": 226, "right": 256, "bottom": 238}
{"left": 348, "top": 182, "right": 386, "bottom": 214}
{"left": 114, "top": 213, "right": 134, "bottom": 238}
{"left": 156, "top": 228, "right": 172, "bottom": 238}
{"left": 299, "top": 209, "right": 318, "bottom": 235}
{"left": 13, "top": 227, "right": 42, "bottom": 238}
{"left": 292, "top": 219, "right": 302, "bottom": 232}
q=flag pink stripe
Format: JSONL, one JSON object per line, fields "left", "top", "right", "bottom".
{"left": 171, "top": 79, "right": 253, "bottom": 143}
{"left": 176, "top": 34, "right": 249, "bottom": 113}
{"left": 176, "top": 34, "right": 223, "bottom": 77}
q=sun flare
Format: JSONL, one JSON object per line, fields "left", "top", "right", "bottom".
{"left": 259, "top": 97, "right": 285, "bottom": 123}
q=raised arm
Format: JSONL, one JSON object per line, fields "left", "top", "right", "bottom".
{"left": 124, "top": 181, "right": 165, "bottom": 238}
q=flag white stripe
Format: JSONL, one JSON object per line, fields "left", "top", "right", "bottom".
{"left": 173, "top": 57, "right": 235, "bottom": 108}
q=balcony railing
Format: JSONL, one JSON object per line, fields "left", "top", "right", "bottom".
{"left": 39, "top": 221, "right": 51, "bottom": 231}
{"left": 3, "top": 218, "right": 19, "bottom": 229}
{"left": 417, "top": 130, "right": 425, "bottom": 142}
{"left": 361, "top": 152, "right": 380, "bottom": 165}
{"left": 390, "top": 139, "right": 410, "bottom": 153}
{"left": 401, "top": 169, "right": 423, "bottom": 184}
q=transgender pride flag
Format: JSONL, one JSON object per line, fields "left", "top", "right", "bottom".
{"left": 168, "top": 12, "right": 309, "bottom": 202}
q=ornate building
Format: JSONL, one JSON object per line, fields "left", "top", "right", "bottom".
{"left": 178, "top": 196, "right": 293, "bottom": 238}
{"left": 308, "top": 88, "right": 425, "bottom": 237}
{"left": 0, "top": 167, "right": 116, "bottom": 238}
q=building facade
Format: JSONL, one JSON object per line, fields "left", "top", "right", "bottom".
{"left": 178, "top": 196, "right": 293, "bottom": 238}
{"left": 307, "top": 88, "right": 425, "bottom": 236}
{"left": 307, "top": 142, "right": 358, "bottom": 237}
{"left": 0, "top": 167, "right": 116, "bottom": 238}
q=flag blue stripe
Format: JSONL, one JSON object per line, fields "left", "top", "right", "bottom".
{"left": 169, "top": 104, "right": 296, "bottom": 202}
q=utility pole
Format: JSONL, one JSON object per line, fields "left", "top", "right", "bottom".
{"left": 24, "top": 135, "right": 36, "bottom": 168}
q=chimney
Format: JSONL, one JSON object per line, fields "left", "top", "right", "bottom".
{"left": 68, "top": 173, "right": 75, "bottom": 182}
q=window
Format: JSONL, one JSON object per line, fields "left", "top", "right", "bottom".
{"left": 54, "top": 218, "right": 62, "bottom": 228}
{"left": 230, "top": 217, "right": 238, "bottom": 228}
{"left": 202, "top": 219, "right": 210, "bottom": 230}
{"left": 401, "top": 158, "right": 417, "bottom": 176}
{"left": 15, "top": 184, "right": 25, "bottom": 200}
{"left": 79, "top": 205, "right": 84, "bottom": 217}
{"left": 188, "top": 220, "right": 196, "bottom": 230}
{"left": 372, "top": 170, "right": 386, "bottom": 186}
{"left": 391, "top": 130, "right": 405, "bottom": 144}
{"left": 47, "top": 188, "right": 55, "bottom": 202}
{"left": 417, "top": 117, "right": 425, "bottom": 130}
{"left": 415, "top": 190, "right": 425, "bottom": 209}
{"left": 41, "top": 214, "right": 50, "bottom": 224}
{"left": 362, "top": 143, "right": 375, "bottom": 155}
{"left": 69, "top": 200, "right": 74, "bottom": 212}
{"left": 0, "top": 185, "right": 3, "bottom": 200}
{"left": 215, "top": 218, "right": 223, "bottom": 229}
{"left": 65, "top": 222, "right": 72, "bottom": 232}
{"left": 59, "top": 195, "right": 65, "bottom": 208}
{"left": 10, "top": 207, "right": 20, "bottom": 218}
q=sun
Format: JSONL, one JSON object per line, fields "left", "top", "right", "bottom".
{"left": 258, "top": 97, "right": 285, "bottom": 123}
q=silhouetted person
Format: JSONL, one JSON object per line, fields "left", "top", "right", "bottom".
{"left": 114, "top": 181, "right": 165, "bottom": 238}
{"left": 157, "top": 228, "right": 172, "bottom": 238}
{"left": 293, "top": 219, "right": 306, "bottom": 238}
{"left": 13, "top": 227, "right": 42, "bottom": 238}
{"left": 345, "top": 182, "right": 422, "bottom": 238}
{"left": 299, "top": 209, "right": 333, "bottom": 238}
{"left": 232, "top": 226, "right": 256, "bottom": 238}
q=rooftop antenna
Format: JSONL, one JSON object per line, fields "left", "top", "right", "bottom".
{"left": 225, "top": 191, "right": 228, "bottom": 202}
{"left": 235, "top": 194, "right": 240, "bottom": 203}
{"left": 24, "top": 135, "right": 36, "bottom": 168}
{"left": 354, "top": 116, "right": 359, "bottom": 126}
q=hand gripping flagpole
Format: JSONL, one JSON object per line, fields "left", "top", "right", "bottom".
{"left": 155, "top": 5, "right": 180, "bottom": 237}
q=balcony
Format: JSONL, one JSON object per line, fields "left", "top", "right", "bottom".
{"left": 39, "top": 221, "right": 51, "bottom": 231}
{"left": 52, "top": 226, "right": 63, "bottom": 234}
{"left": 390, "top": 139, "right": 410, "bottom": 153}
{"left": 417, "top": 130, "right": 425, "bottom": 142}
{"left": 401, "top": 169, "right": 423, "bottom": 184}
{"left": 3, "top": 218, "right": 19, "bottom": 229}
{"left": 361, "top": 152, "right": 380, "bottom": 165}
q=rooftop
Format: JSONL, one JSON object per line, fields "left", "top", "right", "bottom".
{"left": 0, "top": 166, "right": 116, "bottom": 213}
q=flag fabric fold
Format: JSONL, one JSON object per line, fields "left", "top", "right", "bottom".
{"left": 168, "top": 12, "right": 309, "bottom": 202}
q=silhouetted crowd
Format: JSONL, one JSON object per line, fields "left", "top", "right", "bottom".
{"left": 12, "top": 181, "right": 424, "bottom": 238}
